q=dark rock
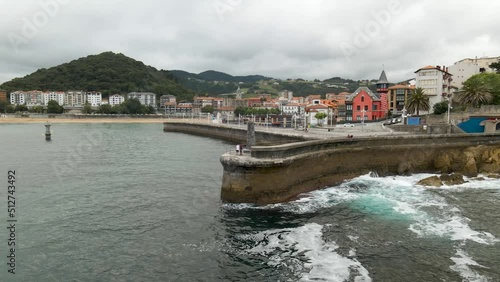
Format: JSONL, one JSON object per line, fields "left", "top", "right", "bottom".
{"left": 417, "top": 176, "right": 442, "bottom": 187}
{"left": 439, "top": 173, "right": 466, "bottom": 186}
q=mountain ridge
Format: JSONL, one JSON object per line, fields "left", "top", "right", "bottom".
{"left": 0, "top": 51, "right": 195, "bottom": 101}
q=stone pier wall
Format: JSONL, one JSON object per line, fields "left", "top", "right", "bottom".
{"left": 163, "top": 122, "right": 310, "bottom": 145}
{"left": 221, "top": 134, "right": 500, "bottom": 204}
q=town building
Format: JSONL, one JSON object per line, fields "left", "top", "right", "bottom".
{"left": 10, "top": 91, "right": 26, "bottom": 105}
{"left": 127, "top": 92, "right": 156, "bottom": 107}
{"left": 86, "top": 92, "right": 102, "bottom": 107}
{"left": 160, "top": 95, "right": 176, "bottom": 108}
{"left": 42, "top": 91, "right": 65, "bottom": 106}
{"left": 176, "top": 103, "right": 193, "bottom": 113}
{"left": 279, "top": 90, "right": 293, "bottom": 101}
{"left": 280, "top": 103, "right": 304, "bottom": 115}
{"left": 415, "top": 65, "right": 453, "bottom": 112}
{"left": 387, "top": 85, "right": 415, "bottom": 114}
{"left": 306, "top": 104, "right": 330, "bottom": 126}
{"left": 345, "top": 87, "right": 384, "bottom": 122}
{"left": 65, "top": 91, "right": 86, "bottom": 107}
{"left": 0, "top": 89, "right": 7, "bottom": 102}
{"left": 447, "top": 56, "right": 500, "bottom": 88}
{"left": 305, "top": 95, "right": 322, "bottom": 104}
{"left": 193, "top": 97, "right": 216, "bottom": 113}
{"left": 25, "top": 90, "right": 44, "bottom": 107}
{"left": 215, "top": 106, "right": 236, "bottom": 117}
{"left": 109, "top": 94, "right": 125, "bottom": 106}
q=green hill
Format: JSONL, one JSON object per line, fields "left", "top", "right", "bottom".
{"left": 0, "top": 52, "right": 194, "bottom": 101}
{"left": 171, "top": 69, "right": 271, "bottom": 83}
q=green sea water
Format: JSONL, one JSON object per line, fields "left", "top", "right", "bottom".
{"left": 0, "top": 123, "right": 499, "bottom": 281}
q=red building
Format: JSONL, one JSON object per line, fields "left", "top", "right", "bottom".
{"left": 345, "top": 87, "right": 384, "bottom": 122}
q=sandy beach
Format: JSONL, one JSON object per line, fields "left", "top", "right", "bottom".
{"left": 0, "top": 117, "right": 171, "bottom": 124}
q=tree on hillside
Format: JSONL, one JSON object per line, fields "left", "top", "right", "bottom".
{"left": 478, "top": 73, "right": 500, "bottom": 105}
{"left": 82, "top": 102, "right": 93, "bottom": 114}
{"left": 111, "top": 104, "right": 123, "bottom": 114}
{"left": 14, "top": 104, "right": 28, "bottom": 113}
{"left": 0, "top": 100, "right": 9, "bottom": 113}
{"left": 142, "top": 105, "right": 155, "bottom": 114}
{"left": 457, "top": 75, "right": 493, "bottom": 108}
{"left": 5, "top": 105, "right": 15, "bottom": 114}
{"left": 97, "top": 104, "right": 112, "bottom": 114}
{"left": 405, "top": 87, "right": 430, "bottom": 116}
{"left": 29, "top": 105, "right": 43, "bottom": 114}
{"left": 201, "top": 105, "right": 214, "bottom": 114}
{"left": 433, "top": 101, "right": 449, "bottom": 115}
{"left": 122, "top": 98, "right": 143, "bottom": 114}
{"left": 47, "top": 100, "right": 64, "bottom": 114}
{"left": 490, "top": 61, "right": 500, "bottom": 73}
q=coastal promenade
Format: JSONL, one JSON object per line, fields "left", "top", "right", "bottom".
{"left": 163, "top": 120, "right": 500, "bottom": 204}
{"left": 163, "top": 118, "right": 410, "bottom": 141}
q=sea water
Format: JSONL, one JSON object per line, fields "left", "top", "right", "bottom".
{"left": 0, "top": 123, "right": 499, "bottom": 281}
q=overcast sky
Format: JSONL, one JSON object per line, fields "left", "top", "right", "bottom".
{"left": 1, "top": 0, "right": 499, "bottom": 85}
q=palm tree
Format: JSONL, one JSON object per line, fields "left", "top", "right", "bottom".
{"left": 457, "top": 76, "right": 493, "bottom": 108}
{"left": 406, "top": 87, "right": 430, "bottom": 116}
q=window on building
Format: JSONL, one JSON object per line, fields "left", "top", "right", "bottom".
{"left": 423, "top": 88, "right": 437, "bottom": 95}
{"left": 356, "top": 116, "right": 361, "bottom": 121}
{"left": 373, "top": 105, "right": 377, "bottom": 110}
{"left": 396, "top": 89, "right": 405, "bottom": 95}
{"left": 357, "top": 105, "right": 360, "bottom": 111}
{"left": 364, "top": 106, "right": 368, "bottom": 111}
{"left": 361, "top": 96, "right": 365, "bottom": 102}
{"left": 419, "top": 79, "right": 437, "bottom": 86}
{"left": 346, "top": 105, "right": 352, "bottom": 110}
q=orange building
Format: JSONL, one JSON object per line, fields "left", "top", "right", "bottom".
{"left": 0, "top": 89, "right": 7, "bottom": 102}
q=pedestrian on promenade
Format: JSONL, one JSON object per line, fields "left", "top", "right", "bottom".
{"left": 239, "top": 144, "right": 243, "bottom": 155}
{"left": 236, "top": 144, "right": 240, "bottom": 154}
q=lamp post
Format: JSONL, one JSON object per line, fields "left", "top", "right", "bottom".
{"left": 361, "top": 109, "right": 366, "bottom": 132}
{"left": 446, "top": 94, "right": 452, "bottom": 125}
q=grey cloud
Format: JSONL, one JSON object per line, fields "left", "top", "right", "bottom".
{"left": 0, "top": 0, "right": 499, "bottom": 85}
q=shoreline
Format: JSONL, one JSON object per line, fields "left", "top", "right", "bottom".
{"left": 0, "top": 117, "right": 171, "bottom": 124}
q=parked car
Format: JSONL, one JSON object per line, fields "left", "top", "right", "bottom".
{"left": 343, "top": 123, "right": 355, "bottom": 127}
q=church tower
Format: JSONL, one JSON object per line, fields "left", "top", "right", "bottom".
{"left": 236, "top": 86, "right": 242, "bottom": 100}
{"left": 376, "top": 70, "right": 389, "bottom": 117}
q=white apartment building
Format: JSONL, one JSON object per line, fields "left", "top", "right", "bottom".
{"left": 109, "top": 94, "right": 125, "bottom": 106}
{"left": 415, "top": 65, "right": 453, "bottom": 112}
{"left": 10, "top": 91, "right": 26, "bottom": 105}
{"left": 280, "top": 103, "right": 304, "bottom": 115}
{"left": 42, "top": 91, "right": 65, "bottom": 106}
{"left": 25, "top": 91, "right": 44, "bottom": 107}
{"left": 448, "top": 56, "right": 500, "bottom": 88}
{"left": 65, "top": 91, "right": 86, "bottom": 107}
{"left": 86, "top": 92, "right": 102, "bottom": 107}
{"left": 127, "top": 92, "right": 156, "bottom": 107}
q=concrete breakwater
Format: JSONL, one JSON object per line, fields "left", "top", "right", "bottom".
{"left": 163, "top": 121, "right": 500, "bottom": 204}
{"left": 163, "top": 121, "right": 312, "bottom": 145}
{"left": 221, "top": 134, "right": 500, "bottom": 204}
